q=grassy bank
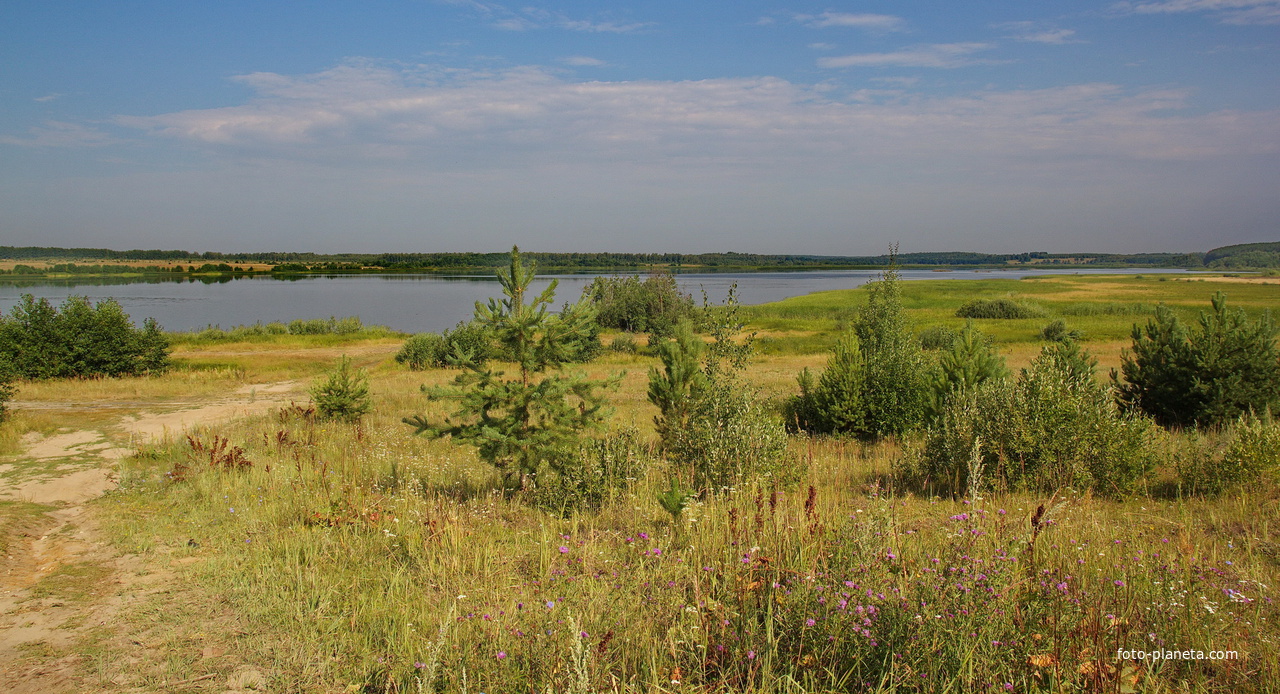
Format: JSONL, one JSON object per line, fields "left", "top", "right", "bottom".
{"left": 745, "top": 273, "right": 1280, "bottom": 356}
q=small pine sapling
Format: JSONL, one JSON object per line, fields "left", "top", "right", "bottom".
{"left": 405, "top": 246, "right": 618, "bottom": 487}
{"left": 311, "top": 355, "right": 372, "bottom": 422}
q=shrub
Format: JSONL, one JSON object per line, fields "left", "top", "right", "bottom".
{"left": 0, "top": 359, "right": 15, "bottom": 424}
{"left": 395, "top": 321, "right": 496, "bottom": 370}
{"left": 0, "top": 294, "right": 169, "bottom": 379}
{"left": 668, "top": 390, "right": 791, "bottom": 494}
{"left": 396, "top": 333, "right": 448, "bottom": 370}
{"left": 587, "top": 274, "right": 697, "bottom": 337}
{"left": 532, "top": 426, "right": 650, "bottom": 514}
{"left": 311, "top": 355, "right": 372, "bottom": 423}
{"left": 904, "top": 342, "right": 1158, "bottom": 498}
{"left": 1038, "top": 338, "right": 1098, "bottom": 387}
{"left": 784, "top": 331, "right": 865, "bottom": 434}
{"left": 1114, "top": 292, "right": 1280, "bottom": 428}
{"left": 1040, "top": 319, "right": 1083, "bottom": 342}
{"left": 556, "top": 300, "right": 603, "bottom": 363}
{"left": 648, "top": 319, "right": 707, "bottom": 444}
{"left": 651, "top": 292, "right": 790, "bottom": 494}
{"left": 787, "top": 250, "right": 929, "bottom": 439}
{"left": 441, "top": 320, "right": 497, "bottom": 365}
{"left": 955, "top": 298, "right": 1043, "bottom": 320}
{"left": 855, "top": 253, "right": 930, "bottom": 438}
{"left": 1177, "top": 411, "right": 1280, "bottom": 496}
{"left": 918, "top": 324, "right": 960, "bottom": 351}
{"left": 607, "top": 333, "right": 641, "bottom": 354}
{"left": 287, "top": 316, "right": 364, "bottom": 335}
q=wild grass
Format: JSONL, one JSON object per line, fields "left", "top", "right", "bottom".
{"left": 747, "top": 274, "right": 1280, "bottom": 353}
{"left": 96, "top": 356, "right": 1280, "bottom": 693}
{"left": 11, "top": 273, "right": 1277, "bottom": 692}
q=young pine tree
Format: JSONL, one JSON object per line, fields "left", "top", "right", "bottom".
{"left": 1114, "top": 292, "right": 1280, "bottom": 427}
{"left": 785, "top": 330, "right": 865, "bottom": 434}
{"left": 405, "top": 247, "right": 617, "bottom": 486}
{"left": 311, "top": 355, "right": 372, "bottom": 423}
{"left": 925, "top": 322, "right": 1008, "bottom": 421}
{"left": 647, "top": 318, "right": 707, "bottom": 444}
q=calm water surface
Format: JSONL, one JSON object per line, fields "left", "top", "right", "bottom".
{"left": 0, "top": 268, "right": 1185, "bottom": 333}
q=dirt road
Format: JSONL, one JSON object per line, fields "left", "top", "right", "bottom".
{"left": 0, "top": 382, "right": 303, "bottom": 692}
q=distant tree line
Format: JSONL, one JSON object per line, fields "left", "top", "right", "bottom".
{"left": 2, "top": 245, "right": 1217, "bottom": 272}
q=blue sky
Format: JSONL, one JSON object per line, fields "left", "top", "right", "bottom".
{"left": 2, "top": 0, "right": 1277, "bottom": 255}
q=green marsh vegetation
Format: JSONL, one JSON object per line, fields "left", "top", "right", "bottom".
{"left": 6, "top": 265, "right": 1280, "bottom": 692}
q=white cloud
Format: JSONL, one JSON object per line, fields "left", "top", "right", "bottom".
{"left": 116, "top": 62, "right": 1280, "bottom": 171}
{"left": 33, "top": 93, "right": 62, "bottom": 103}
{"left": 561, "top": 55, "right": 607, "bottom": 67}
{"left": 818, "top": 43, "right": 998, "bottom": 69}
{"left": 0, "top": 120, "right": 116, "bottom": 148}
{"left": 795, "top": 12, "right": 906, "bottom": 31}
{"left": 870, "top": 76, "right": 920, "bottom": 86}
{"left": 1113, "top": 0, "right": 1280, "bottom": 24}
{"left": 559, "top": 19, "right": 651, "bottom": 33}
{"left": 995, "top": 22, "right": 1084, "bottom": 44}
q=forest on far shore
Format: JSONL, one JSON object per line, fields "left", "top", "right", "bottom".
{"left": 12, "top": 242, "right": 1280, "bottom": 275}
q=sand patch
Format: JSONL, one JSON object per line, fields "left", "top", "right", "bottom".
{"left": 120, "top": 381, "right": 302, "bottom": 443}
{"left": 0, "top": 468, "right": 114, "bottom": 506}
{"left": 21, "top": 431, "right": 103, "bottom": 461}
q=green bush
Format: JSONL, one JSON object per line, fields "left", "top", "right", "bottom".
{"left": 786, "top": 252, "right": 929, "bottom": 439}
{"left": 1114, "top": 292, "right": 1280, "bottom": 428}
{"left": 904, "top": 343, "right": 1158, "bottom": 498}
{"left": 608, "top": 332, "right": 641, "bottom": 354}
{"left": 395, "top": 333, "right": 448, "bottom": 370}
{"left": 918, "top": 324, "right": 960, "bottom": 351}
{"left": 668, "top": 390, "right": 791, "bottom": 494}
{"left": 784, "top": 331, "right": 865, "bottom": 434}
{"left": 856, "top": 257, "right": 929, "bottom": 438}
{"left": 532, "top": 426, "right": 650, "bottom": 514}
{"left": 1177, "top": 411, "right": 1280, "bottom": 496}
{"left": 395, "top": 321, "right": 496, "bottom": 370}
{"left": 1040, "top": 319, "right": 1083, "bottom": 342}
{"left": 586, "top": 274, "right": 697, "bottom": 337}
{"left": 1038, "top": 338, "right": 1099, "bottom": 387}
{"left": 0, "top": 294, "right": 169, "bottom": 379}
{"left": 556, "top": 300, "right": 603, "bottom": 363}
{"left": 0, "top": 359, "right": 15, "bottom": 423}
{"left": 955, "top": 298, "right": 1043, "bottom": 319}
{"left": 287, "top": 316, "right": 364, "bottom": 335}
{"left": 310, "top": 356, "right": 372, "bottom": 423}
{"left": 405, "top": 247, "right": 617, "bottom": 488}
{"left": 651, "top": 295, "right": 791, "bottom": 494}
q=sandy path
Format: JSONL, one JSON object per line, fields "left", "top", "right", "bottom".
{"left": 0, "top": 380, "right": 303, "bottom": 692}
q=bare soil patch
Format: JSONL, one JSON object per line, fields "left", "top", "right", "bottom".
{"left": 0, "top": 381, "right": 301, "bottom": 692}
